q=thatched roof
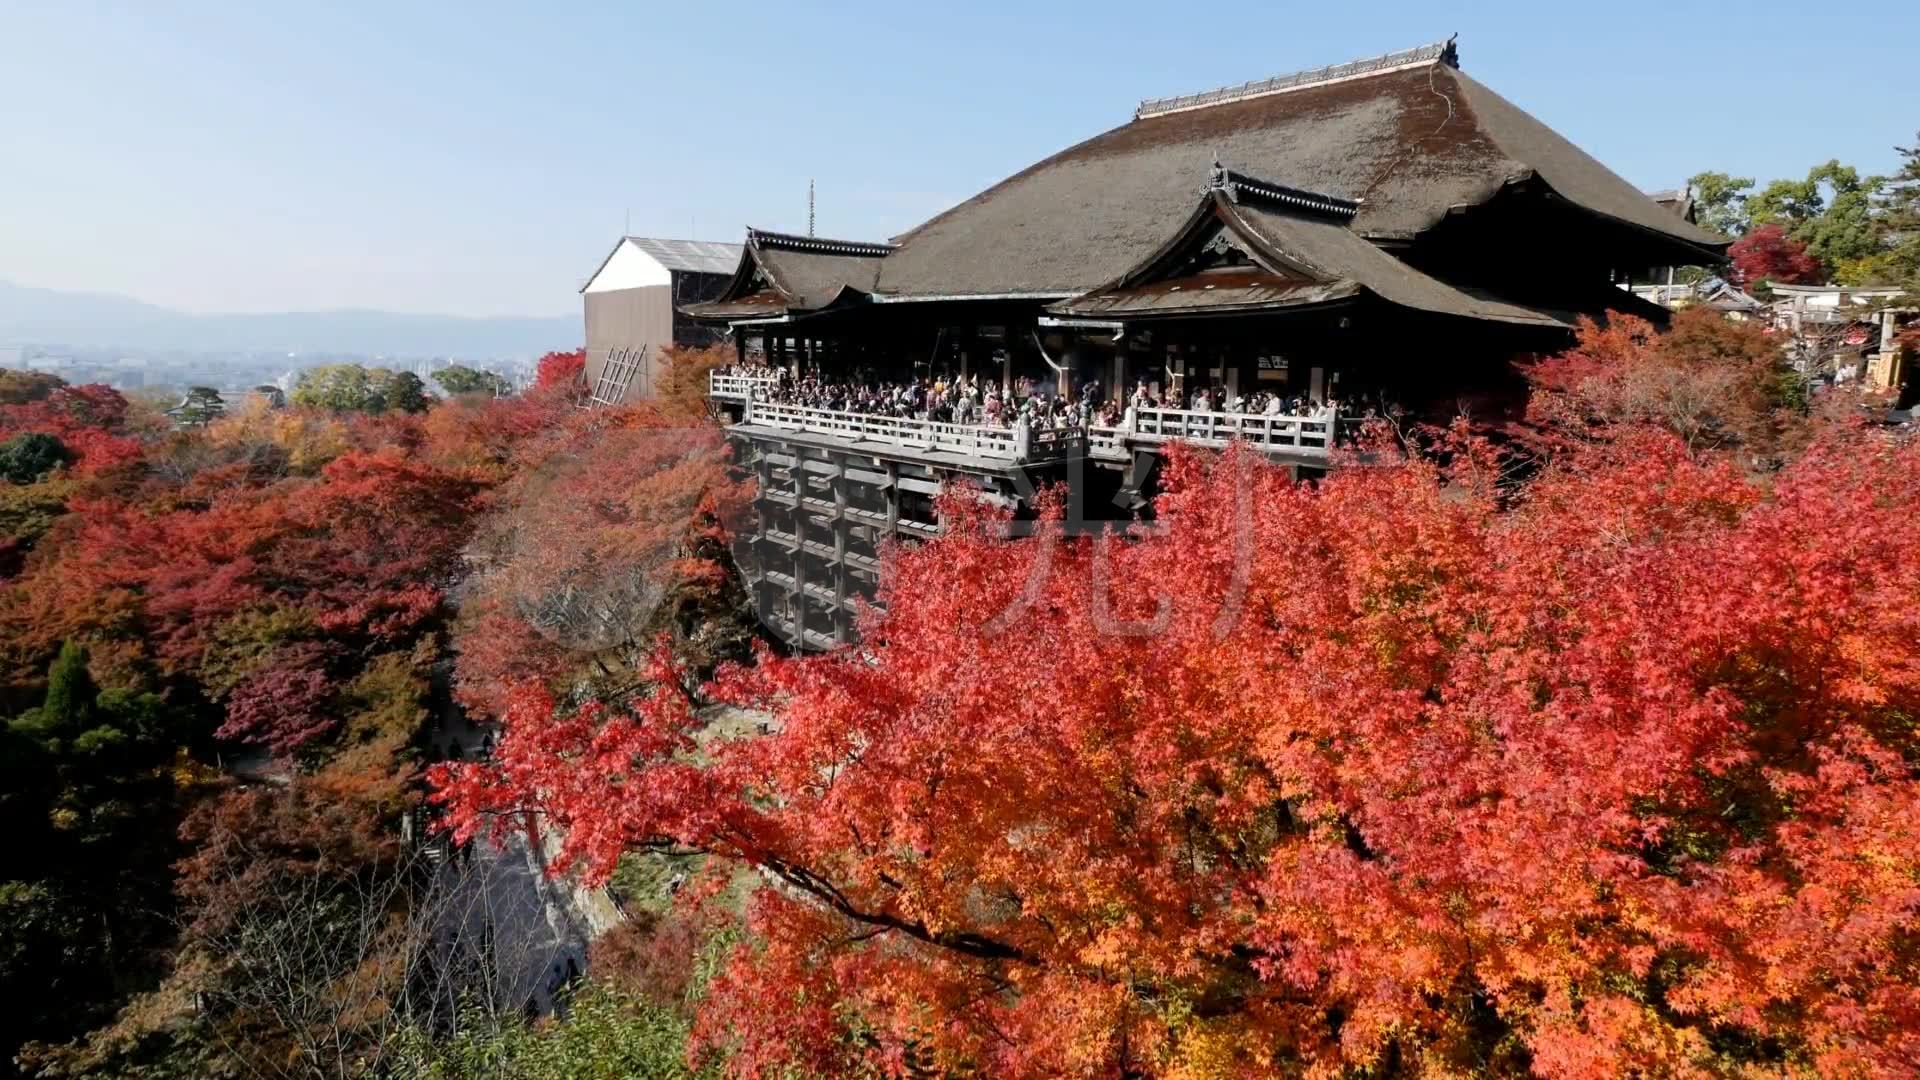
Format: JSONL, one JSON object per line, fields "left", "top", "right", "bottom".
{"left": 685, "top": 39, "right": 1727, "bottom": 329}
{"left": 874, "top": 40, "right": 1725, "bottom": 299}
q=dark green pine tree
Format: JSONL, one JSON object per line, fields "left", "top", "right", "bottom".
{"left": 1879, "top": 134, "right": 1920, "bottom": 289}
{"left": 16, "top": 639, "right": 95, "bottom": 746}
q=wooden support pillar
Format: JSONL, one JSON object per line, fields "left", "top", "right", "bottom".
{"left": 830, "top": 455, "right": 849, "bottom": 643}
{"left": 753, "top": 448, "right": 774, "bottom": 628}
{"left": 789, "top": 448, "right": 807, "bottom": 650}
{"left": 885, "top": 460, "right": 900, "bottom": 536}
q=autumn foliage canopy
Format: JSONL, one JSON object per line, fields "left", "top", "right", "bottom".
{"left": 438, "top": 417, "right": 1920, "bottom": 1076}
{"left": 1521, "top": 306, "right": 1806, "bottom": 461}
{"left": 1728, "top": 223, "right": 1827, "bottom": 290}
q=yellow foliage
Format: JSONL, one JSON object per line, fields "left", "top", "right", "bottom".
{"left": 198, "top": 604, "right": 317, "bottom": 697}
{"left": 169, "top": 746, "right": 222, "bottom": 791}
{"left": 206, "top": 401, "right": 351, "bottom": 475}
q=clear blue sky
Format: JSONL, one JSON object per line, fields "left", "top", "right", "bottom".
{"left": 3, "top": 1, "right": 1915, "bottom": 318}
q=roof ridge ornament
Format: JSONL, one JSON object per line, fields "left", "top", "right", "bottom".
{"left": 748, "top": 227, "right": 895, "bottom": 258}
{"left": 1136, "top": 37, "right": 1461, "bottom": 120}
{"left": 1203, "top": 165, "right": 1359, "bottom": 219}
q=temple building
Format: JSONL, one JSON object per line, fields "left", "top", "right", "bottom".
{"left": 679, "top": 38, "right": 1731, "bottom": 649}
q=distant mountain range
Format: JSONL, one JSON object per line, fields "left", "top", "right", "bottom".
{"left": 0, "top": 280, "right": 579, "bottom": 359}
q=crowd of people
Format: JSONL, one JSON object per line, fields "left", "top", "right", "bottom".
{"left": 716, "top": 363, "right": 1396, "bottom": 435}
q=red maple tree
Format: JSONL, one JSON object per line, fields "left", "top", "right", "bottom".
{"left": 0, "top": 382, "right": 149, "bottom": 477}
{"left": 1728, "top": 223, "right": 1826, "bottom": 289}
{"left": 449, "top": 398, "right": 748, "bottom": 716}
{"left": 1521, "top": 307, "right": 1799, "bottom": 459}
{"left": 534, "top": 348, "right": 586, "bottom": 393}
{"left": 438, "top": 429, "right": 1920, "bottom": 1077}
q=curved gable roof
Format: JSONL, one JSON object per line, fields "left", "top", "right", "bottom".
{"left": 1056, "top": 174, "right": 1566, "bottom": 329}
{"left": 748, "top": 229, "right": 889, "bottom": 310}
{"left": 682, "top": 229, "right": 892, "bottom": 321}
{"left": 875, "top": 43, "right": 1724, "bottom": 300}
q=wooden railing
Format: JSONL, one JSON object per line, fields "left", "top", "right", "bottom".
{"left": 742, "top": 399, "right": 1041, "bottom": 461}
{"left": 709, "top": 370, "right": 781, "bottom": 401}
{"left": 1086, "top": 425, "right": 1131, "bottom": 458}
{"left": 1128, "top": 406, "right": 1335, "bottom": 453}
{"left": 725, "top": 392, "right": 1339, "bottom": 465}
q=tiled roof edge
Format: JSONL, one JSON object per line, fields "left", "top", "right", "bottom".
{"left": 1208, "top": 165, "right": 1359, "bottom": 218}
{"left": 1135, "top": 36, "right": 1459, "bottom": 120}
{"left": 748, "top": 228, "right": 895, "bottom": 258}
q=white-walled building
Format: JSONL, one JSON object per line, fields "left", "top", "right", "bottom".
{"left": 579, "top": 237, "right": 741, "bottom": 405}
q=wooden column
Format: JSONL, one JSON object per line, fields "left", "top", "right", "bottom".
{"left": 789, "top": 447, "right": 807, "bottom": 650}
{"left": 830, "top": 454, "right": 849, "bottom": 644}
{"left": 752, "top": 448, "right": 773, "bottom": 629}
{"left": 885, "top": 460, "right": 900, "bottom": 537}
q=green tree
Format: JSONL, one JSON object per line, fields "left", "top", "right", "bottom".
{"left": 372, "top": 368, "right": 430, "bottom": 413}
{"left": 2, "top": 643, "right": 190, "bottom": 1068}
{"left": 0, "top": 880, "right": 113, "bottom": 1073}
{"left": 1876, "top": 132, "right": 1920, "bottom": 289}
{"left": 1747, "top": 160, "right": 1886, "bottom": 275}
{"left": 0, "top": 432, "right": 70, "bottom": 484}
{"left": 433, "top": 364, "right": 513, "bottom": 398}
{"left": 1686, "top": 170, "right": 1754, "bottom": 237}
{"left": 292, "top": 365, "right": 429, "bottom": 414}
{"left": 35, "top": 639, "right": 92, "bottom": 735}
{"left": 171, "top": 386, "right": 226, "bottom": 427}
{"left": 292, "top": 363, "right": 381, "bottom": 411}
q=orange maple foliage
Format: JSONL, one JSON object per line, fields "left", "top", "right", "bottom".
{"left": 1521, "top": 307, "right": 1802, "bottom": 461}
{"left": 449, "top": 397, "right": 748, "bottom": 716}
{"left": 438, "top": 427, "right": 1920, "bottom": 1078}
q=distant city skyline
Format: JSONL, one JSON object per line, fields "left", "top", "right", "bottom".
{"left": 3, "top": 1, "right": 1916, "bottom": 319}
